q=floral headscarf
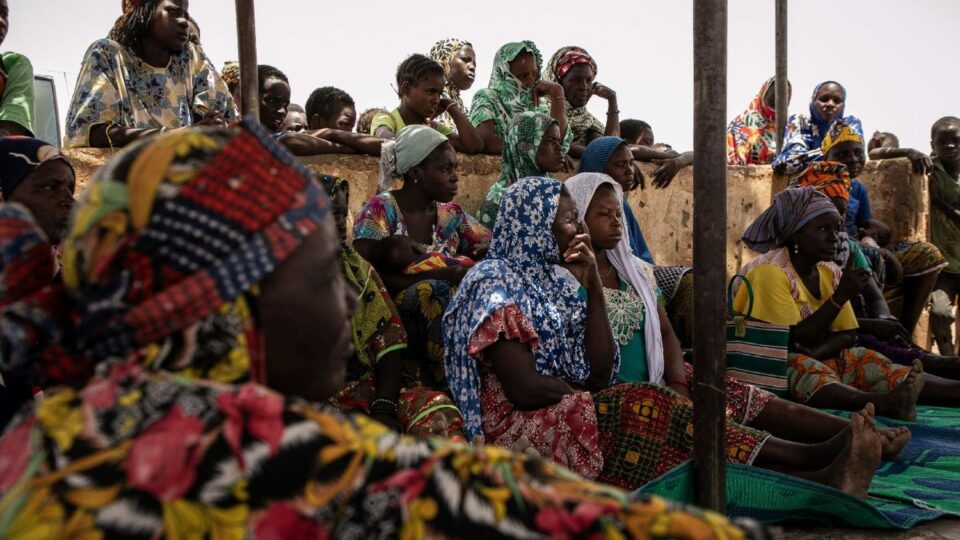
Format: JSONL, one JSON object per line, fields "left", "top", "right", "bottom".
{"left": 430, "top": 38, "right": 473, "bottom": 131}
{"left": 475, "top": 111, "right": 557, "bottom": 227}
{"left": 726, "top": 77, "right": 779, "bottom": 165}
{"left": 444, "top": 177, "right": 616, "bottom": 440}
{"left": 220, "top": 60, "right": 241, "bottom": 88}
{"left": 468, "top": 41, "right": 542, "bottom": 139}
{"left": 544, "top": 46, "right": 604, "bottom": 146}
{"left": 319, "top": 175, "right": 406, "bottom": 373}
{"left": 742, "top": 187, "right": 839, "bottom": 254}
{"left": 0, "top": 137, "right": 74, "bottom": 200}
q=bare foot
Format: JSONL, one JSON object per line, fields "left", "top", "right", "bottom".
{"left": 878, "top": 426, "right": 911, "bottom": 460}
{"left": 879, "top": 361, "right": 924, "bottom": 421}
{"left": 826, "top": 408, "right": 881, "bottom": 499}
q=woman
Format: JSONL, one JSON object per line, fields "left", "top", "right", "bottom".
{"left": 65, "top": 0, "right": 237, "bottom": 148}
{"left": 772, "top": 81, "right": 848, "bottom": 175}
{"left": 429, "top": 38, "right": 477, "bottom": 133}
{"left": 354, "top": 125, "right": 491, "bottom": 388}
{"left": 543, "top": 46, "right": 619, "bottom": 156}
{"left": 468, "top": 41, "right": 567, "bottom": 155}
{"left": 321, "top": 175, "right": 464, "bottom": 439}
{"left": 727, "top": 77, "right": 791, "bottom": 165}
{"left": 444, "top": 176, "right": 882, "bottom": 497}
{"left": 0, "top": 123, "right": 755, "bottom": 540}
{"left": 820, "top": 118, "right": 947, "bottom": 334}
{"left": 476, "top": 110, "right": 566, "bottom": 227}
{"left": 738, "top": 188, "right": 960, "bottom": 419}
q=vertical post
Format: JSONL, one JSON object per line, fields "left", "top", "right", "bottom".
{"left": 235, "top": 0, "right": 259, "bottom": 122}
{"left": 692, "top": 0, "right": 728, "bottom": 513}
{"left": 775, "top": 0, "right": 788, "bottom": 150}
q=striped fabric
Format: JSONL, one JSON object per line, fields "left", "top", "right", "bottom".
{"left": 726, "top": 275, "right": 791, "bottom": 397}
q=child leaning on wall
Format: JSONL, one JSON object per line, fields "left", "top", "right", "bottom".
{"left": 928, "top": 116, "right": 960, "bottom": 355}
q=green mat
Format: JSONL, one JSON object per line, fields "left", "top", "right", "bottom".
{"left": 639, "top": 406, "right": 960, "bottom": 529}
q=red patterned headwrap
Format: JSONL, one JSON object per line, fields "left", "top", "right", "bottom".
{"left": 554, "top": 49, "right": 597, "bottom": 81}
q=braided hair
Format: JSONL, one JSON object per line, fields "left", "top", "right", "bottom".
{"left": 110, "top": 0, "right": 162, "bottom": 53}
{"left": 395, "top": 54, "right": 444, "bottom": 97}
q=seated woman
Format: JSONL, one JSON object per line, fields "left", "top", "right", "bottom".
{"left": 542, "top": 46, "right": 619, "bottom": 157}
{"left": 821, "top": 119, "right": 947, "bottom": 334}
{"left": 727, "top": 76, "right": 791, "bottom": 165}
{"left": 738, "top": 187, "right": 960, "bottom": 419}
{"left": 566, "top": 172, "right": 909, "bottom": 452}
{"left": 371, "top": 54, "right": 483, "bottom": 154}
{"left": 469, "top": 41, "right": 568, "bottom": 155}
{"left": 0, "top": 123, "right": 753, "bottom": 539}
{"left": 444, "top": 176, "right": 883, "bottom": 496}
{"left": 64, "top": 0, "right": 237, "bottom": 148}
{"left": 475, "top": 110, "right": 567, "bottom": 228}
{"left": 772, "top": 81, "right": 848, "bottom": 175}
{"left": 320, "top": 175, "right": 464, "bottom": 439}
{"left": 281, "top": 86, "right": 383, "bottom": 156}
{"left": 0, "top": 0, "right": 34, "bottom": 137}
{"left": 429, "top": 38, "right": 477, "bottom": 133}
{"left": 354, "top": 125, "right": 491, "bottom": 388}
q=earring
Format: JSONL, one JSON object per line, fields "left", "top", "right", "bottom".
{"left": 793, "top": 242, "right": 799, "bottom": 254}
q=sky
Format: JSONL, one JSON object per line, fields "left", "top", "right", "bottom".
{"left": 6, "top": 0, "right": 959, "bottom": 152}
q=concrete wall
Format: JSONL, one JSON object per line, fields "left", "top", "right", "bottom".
{"left": 63, "top": 149, "right": 927, "bottom": 277}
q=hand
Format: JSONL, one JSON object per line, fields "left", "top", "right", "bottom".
{"left": 194, "top": 111, "right": 226, "bottom": 127}
{"left": 562, "top": 154, "right": 575, "bottom": 173}
{"left": 436, "top": 96, "right": 457, "bottom": 118}
{"left": 532, "top": 80, "right": 564, "bottom": 108}
{"left": 836, "top": 255, "right": 872, "bottom": 302}
{"left": 468, "top": 242, "right": 490, "bottom": 260}
{"left": 860, "top": 318, "right": 911, "bottom": 343}
{"left": 308, "top": 127, "right": 334, "bottom": 140}
{"left": 370, "top": 412, "right": 402, "bottom": 433}
{"left": 559, "top": 221, "right": 600, "bottom": 287}
{"left": 651, "top": 158, "right": 680, "bottom": 189}
{"left": 633, "top": 166, "right": 647, "bottom": 191}
{"left": 592, "top": 82, "right": 617, "bottom": 102}
{"left": 905, "top": 149, "right": 933, "bottom": 175}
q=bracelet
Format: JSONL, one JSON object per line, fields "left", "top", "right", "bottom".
{"left": 828, "top": 296, "right": 844, "bottom": 310}
{"left": 606, "top": 110, "right": 620, "bottom": 115}
{"left": 370, "top": 398, "right": 398, "bottom": 413}
{"left": 667, "top": 379, "right": 689, "bottom": 388}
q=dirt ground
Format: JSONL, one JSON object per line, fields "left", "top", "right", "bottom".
{"left": 779, "top": 518, "right": 960, "bottom": 539}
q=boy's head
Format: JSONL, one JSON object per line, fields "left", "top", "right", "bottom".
{"left": 931, "top": 116, "right": 960, "bottom": 165}
{"left": 396, "top": 54, "right": 446, "bottom": 120}
{"left": 858, "top": 219, "right": 892, "bottom": 247}
{"left": 357, "top": 107, "right": 386, "bottom": 135}
{"left": 620, "top": 119, "right": 654, "bottom": 146}
{"left": 868, "top": 131, "right": 899, "bottom": 152}
{"left": 376, "top": 235, "right": 427, "bottom": 275}
{"left": 305, "top": 86, "right": 357, "bottom": 132}
{"left": 257, "top": 64, "right": 290, "bottom": 133}
{"left": 282, "top": 103, "right": 307, "bottom": 133}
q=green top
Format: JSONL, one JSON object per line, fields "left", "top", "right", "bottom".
{"left": 0, "top": 52, "right": 36, "bottom": 135}
{"left": 931, "top": 159, "right": 960, "bottom": 274}
{"left": 370, "top": 108, "right": 455, "bottom": 137}
{"left": 848, "top": 238, "right": 871, "bottom": 271}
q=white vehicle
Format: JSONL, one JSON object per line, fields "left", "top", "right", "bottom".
{"left": 31, "top": 68, "right": 75, "bottom": 147}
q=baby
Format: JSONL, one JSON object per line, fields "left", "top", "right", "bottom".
{"left": 376, "top": 235, "right": 474, "bottom": 276}
{"left": 857, "top": 218, "right": 892, "bottom": 249}
{"left": 857, "top": 219, "right": 902, "bottom": 287}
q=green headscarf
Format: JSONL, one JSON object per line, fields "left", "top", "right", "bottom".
{"left": 378, "top": 125, "right": 450, "bottom": 190}
{"left": 476, "top": 111, "right": 558, "bottom": 227}
{"left": 468, "top": 41, "right": 543, "bottom": 138}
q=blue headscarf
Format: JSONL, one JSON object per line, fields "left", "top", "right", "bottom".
{"left": 772, "top": 81, "right": 853, "bottom": 176}
{"left": 577, "top": 136, "right": 656, "bottom": 264}
{"left": 442, "top": 177, "right": 617, "bottom": 439}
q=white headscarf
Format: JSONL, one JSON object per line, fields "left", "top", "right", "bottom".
{"left": 378, "top": 125, "right": 450, "bottom": 191}
{"left": 563, "top": 172, "right": 665, "bottom": 384}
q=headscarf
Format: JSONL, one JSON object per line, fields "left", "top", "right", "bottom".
{"left": 742, "top": 187, "right": 839, "bottom": 254}
{"left": 564, "top": 173, "right": 664, "bottom": 384}
{"left": 221, "top": 61, "right": 241, "bottom": 88}
{"left": 821, "top": 117, "right": 865, "bottom": 156}
{"left": 577, "top": 136, "right": 656, "bottom": 264}
{"left": 771, "top": 81, "right": 851, "bottom": 175}
{"left": 378, "top": 125, "right": 449, "bottom": 191}
{"left": 429, "top": 39, "right": 473, "bottom": 124}
{"left": 544, "top": 46, "right": 604, "bottom": 146}
{"left": 1, "top": 119, "right": 331, "bottom": 392}
{"left": 468, "top": 41, "right": 542, "bottom": 139}
{"left": 726, "top": 77, "right": 779, "bottom": 165}
{"left": 809, "top": 81, "right": 846, "bottom": 139}
{"left": 475, "top": 111, "right": 557, "bottom": 227}
{"left": 319, "top": 175, "right": 406, "bottom": 372}
{"left": 0, "top": 137, "right": 74, "bottom": 200}
{"left": 795, "top": 161, "right": 852, "bottom": 202}
{"left": 444, "top": 177, "right": 616, "bottom": 439}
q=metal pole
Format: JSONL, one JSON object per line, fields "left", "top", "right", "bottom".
{"left": 692, "top": 0, "right": 728, "bottom": 513}
{"left": 235, "top": 0, "right": 259, "bottom": 122}
{"left": 775, "top": 0, "right": 788, "bottom": 150}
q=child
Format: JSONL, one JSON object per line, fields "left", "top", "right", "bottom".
{"left": 375, "top": 235, "right": 474, "bottom": 276}
{"left": 257, "top": 65, "right": 290, "bottom": 135}
{"left": 856, "top": 218, "right": 902, "bottom": 289}
{"left": 929, "top": 116, "right": 960, "bottom": 355}
{"left": 279, "top": 87, "right": 383, "bottom": 156}
{"left": 0, "top": 0, "right": 34, "bottom": 136}
{"left": 281, "top": 104, "right": 307, "bottom": 133}
{"left": 373, "top": 54, "right": 484, "bottom": 154}
{"left": 357, "top": 107, "right": 386, "bottom": 136}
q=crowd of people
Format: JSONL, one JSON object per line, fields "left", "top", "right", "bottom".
{"left": 2, "top": 0, "right": 960, "bottom": 536}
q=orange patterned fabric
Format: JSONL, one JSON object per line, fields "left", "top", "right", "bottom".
{"left": 787, "top": 346, "right": 912, "bottom": 402}
{"left": 796, "top": 160, "right": 852, "bottom": 202}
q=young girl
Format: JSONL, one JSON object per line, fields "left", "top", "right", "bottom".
{"left": 371, "top": 54, "right": 483, "bottom": 154}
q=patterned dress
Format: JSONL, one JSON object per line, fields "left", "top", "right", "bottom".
{"left": 726, "top": 77, "right": 778, "bottom": 165}
{"left": 64, "top": 39, "right": 238, "bottom": 147}
{"left": 771, "top": 81, "right": 850, "bottom": 176}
